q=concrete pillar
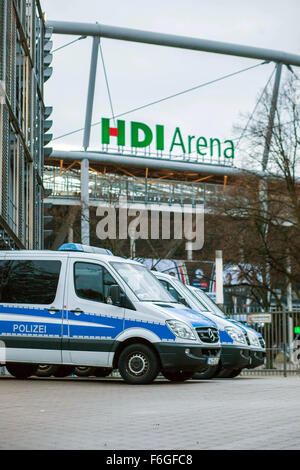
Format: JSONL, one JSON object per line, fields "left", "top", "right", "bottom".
{"left": 215, "top": 250, "right": 224, "bottom": 308}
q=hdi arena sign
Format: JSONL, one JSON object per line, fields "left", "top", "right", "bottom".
{"left": 101, "top": 118, "right": 235, "bottom": 159}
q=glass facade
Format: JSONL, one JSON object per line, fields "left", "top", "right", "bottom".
{"left": 0, "top": 0, "right": 46, "bottom": 249}
{"left": 43, "top": 166, "right": 223, "bottom": 207}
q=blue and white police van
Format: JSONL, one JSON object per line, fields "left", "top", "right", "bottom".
{"left": 0, "top": 244, "right": 221, "bottom": 384}
{"left": 153, "top": 271, "right": 255, "bottom": 379}
{"left": 187, "top": 284, "right": 266, "bottom": 376}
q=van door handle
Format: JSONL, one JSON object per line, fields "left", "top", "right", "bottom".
{"left": 47, "top": 308, "right": 60, "bottom": 314}
{"left": 70, "top": 309, "right": 84, "bottom": 315}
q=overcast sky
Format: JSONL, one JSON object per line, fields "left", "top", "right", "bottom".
{"left": 41, "top": 0, "right": 300, "bottom": 168}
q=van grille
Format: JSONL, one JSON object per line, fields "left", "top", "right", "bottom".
{"left": 200, "top": 348, "right": 220, "bottom": 357}
{"left": 195, "top": 327, "right": 219, "bottom": 344}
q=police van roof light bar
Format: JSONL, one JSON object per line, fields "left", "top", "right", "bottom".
{"left": 58, "top": 243, "right": 113, "bottom": 255}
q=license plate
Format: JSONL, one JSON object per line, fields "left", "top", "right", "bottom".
{"left": 207, "top": 357, "right": 219, "bottom": 365}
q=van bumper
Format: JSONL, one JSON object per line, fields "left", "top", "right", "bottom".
{"left": 154, "top": 342, "right": 221, "bottom": 373}
{"left": 220, "top": 344, "right": 251, "bottom": 370}
{"left": 247, "top": 349, "right": 266, "bottom": 369}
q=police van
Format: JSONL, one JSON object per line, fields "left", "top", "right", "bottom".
{"left": 187, "top": 284, "right": 266, "bottom": 374}
{"left": 0, "top": 244, "right": 221, "bottom": 384}
{"left": 153, "top": 271, "right": 254, "bottom": 379}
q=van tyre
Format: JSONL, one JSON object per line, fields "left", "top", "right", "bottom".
{"left": 192, "top": 364, "right": 220, "bottom": 380}
{"left": 36, "top": 365, "right": 59, "bottom": 377}
{"left": 53, "top": 366, "right": 74, "bottom": 378}
{"left": 6, "top": 363, "right": 37, "bottom": 379}
{"left": 216, "top": 368, "right": 237, "bottom": 378}
{"left": 74, "top": 366, "right": 96, "bottom": 377}
{"left": 163, "top": 370, "right": 194, "bottom": 382}
{"left": 118, "top": 343, "right": 159, "bottom": 384}
{"left": 94, "top": 367, "right": 112, "bottom": 377}
{"left": 227, "top": 368, "right": 242, "bottom": 378}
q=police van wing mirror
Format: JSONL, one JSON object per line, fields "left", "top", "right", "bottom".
{"left": 108, "top": 284, "right": 122, "bottom": 306}
{"left": 108, "top": 285, "right": 135, "bottom": 310}
{"left": 178, "top": 296, "right": 187, "bottom": 306}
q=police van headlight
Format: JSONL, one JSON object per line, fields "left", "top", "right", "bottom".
{"left": 248, "top": 333, "right": 261, "bottom": 347}
{"left": 166, "top": 320, "right": 197, "bottom": 340}
{"left": 225, "top": 327, "right": 246, "bottom": 344}
{"left": 259, "top": 336, "right": 266, "bottom": 348}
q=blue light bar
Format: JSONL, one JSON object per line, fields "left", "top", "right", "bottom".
{"left": 58, "top": 243, "right": 113, "bottom": 255}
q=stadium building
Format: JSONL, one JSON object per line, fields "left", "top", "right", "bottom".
{"left": 0, "top": 0, "right": 51, "bottom": 249}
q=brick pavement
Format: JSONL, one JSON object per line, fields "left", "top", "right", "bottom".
{"left": 0, "top": 375, "right": 299, "bottom": 450}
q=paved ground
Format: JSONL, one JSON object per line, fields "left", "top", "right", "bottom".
{"left": 0, "top": 375, "right": 299, "bottom": 450}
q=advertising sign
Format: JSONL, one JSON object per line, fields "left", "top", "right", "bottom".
{"left": 247, "top": 313, "right": 272, "bottom": 324}
{"left": 101, "top": 118, "right": 235, "bottom": 159}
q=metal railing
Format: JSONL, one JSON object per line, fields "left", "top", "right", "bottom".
{"left": 98, "top": 144, "right": 235, "bottom": 167}
{"left": 227, "top": 310, "right": 300, "bottom": 376}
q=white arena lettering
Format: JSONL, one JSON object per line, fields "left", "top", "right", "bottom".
{"left": 13, "top": 324, "right": 47, "bottom": 334}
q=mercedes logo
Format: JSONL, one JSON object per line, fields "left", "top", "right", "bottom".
{"left": 208, "top": 329, "right": 215, "bottom": 341}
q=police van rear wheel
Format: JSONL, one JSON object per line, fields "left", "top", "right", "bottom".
{"left": 118, "top": 344, "right": 159, "bottom": 384}
{"left": 94, "top": 367, "right": 112, "bottom": 377}
{"left": 53, "top": 366, "right": 74, "bottom": 378}
{"left": 36, "top": 365, "right": 59, "bottom": 377}
{"left": 6, "top": 363, "right": 37, "bottom": 379}
{"left": 163, "top": 370, "right": 194, "bottom": 382}
{"left": 74, "top": 366, "right": 96, "bottom": 377}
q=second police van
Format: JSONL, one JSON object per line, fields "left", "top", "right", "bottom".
{"left": 153, "top": 271, "right": 265, "bottom": 378}
{"left": 188, "top": 284, "right": 266, "bottom": 376}
{"left": 0, "top": 244, "right": 221, "bottom": 384}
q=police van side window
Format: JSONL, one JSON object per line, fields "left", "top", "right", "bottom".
{"left": 74, "top": 262, "right": 117, "bottom": 304}
{"left": 0, "top": 260, "right": 61, "bottom": 304}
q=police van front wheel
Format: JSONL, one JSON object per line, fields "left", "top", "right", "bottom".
{"left": 216, "top": 367, "right": 242, "bottom": 378}
{"left": 118, "top": 344, "right": 159, "bottom": 384}
{"left": 6, "top": 363, "right": 37, "bottom": 379}
{"left": 163, "top": 370, "right": 194, "bottom": 382}
{"left": 227, "top": 368, "right": 243, "bottom": 378}
{"left": 192, "top": 365, "right": 220, "bottom": 380}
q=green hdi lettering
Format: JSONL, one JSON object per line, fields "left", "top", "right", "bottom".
{"left": 101, "top": 117, "right": 234, "bottom": 159}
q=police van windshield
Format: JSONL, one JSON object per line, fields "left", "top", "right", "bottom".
{"left": 111, "top": 262, "right": 176, "bottom": 302}
{"left": 171, "top": 277, "right": 211, "bottom": 312}
{"left": 190, "top": 287, "right": 226, "bottom": 318}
